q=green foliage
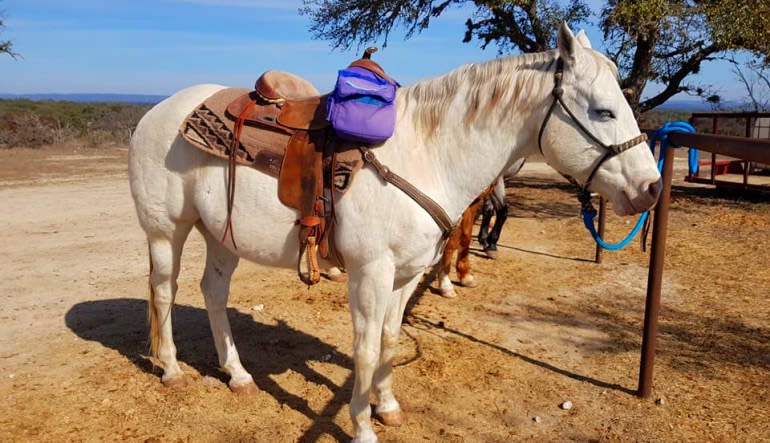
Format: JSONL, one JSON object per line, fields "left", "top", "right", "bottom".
{"left": 0, "top": 99, "right": 150, "bottom": 148}
{"left": 300, "top": 0, "right": 454, "bottom": 50}
{"left": 706, "top": 0, "right": 770, "bottom": 55}
{"left": 463, "top": 0, "right": 590, "bottom": 53}
{"left": 300, "top": 0, "right": 590, "bottom": 51}
{"left": 602, "top": 0, "right": 769, "bottom": 112}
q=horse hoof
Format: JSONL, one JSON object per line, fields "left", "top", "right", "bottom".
{"left": 325, "top": 267, "right": 347, "bottom": 283}
{"left": 327, "top": 272, "right": 347, "bottom": 283}
{"left": 376, "top": 408, "right": 406, "bottom": 427}
{"left": 460, "top": 275, "right": 478, "bottom": 287}
{"left": 161, "top": 374, "right": 187, "bottom": 389}
{"left": 352, "top": 430, "right": 379, "bottom": 443}
{"left": 230, "top": 380, "right": 259, "bottom": 395}
{"left": 439, "top": 287, "right": 457, "bottom": 299}
{"left": 484, "top": 249, "right": 499, "bottom": 259}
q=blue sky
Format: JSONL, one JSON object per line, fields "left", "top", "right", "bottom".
{"left": 0, "top": 0, "right": 748, "bottom": 101}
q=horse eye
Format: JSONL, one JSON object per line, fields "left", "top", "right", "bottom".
{"left": 595, "top": 109, "right": 615, "bottom": 120}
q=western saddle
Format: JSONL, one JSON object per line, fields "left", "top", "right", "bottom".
{"left": 180, "top": 51, "right": 453, "bottom": 285}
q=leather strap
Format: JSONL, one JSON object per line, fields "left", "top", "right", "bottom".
{"left": 221, "top": 100, "right": 257, "bottom": 249}
{"left": 538, "top": 58, "right": 648, "bottom": 191}
{"left": 360, "top": 147, "right": 454, "bottom": 239}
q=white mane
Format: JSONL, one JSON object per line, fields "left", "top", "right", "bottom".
{"left": 400, "top": 50, "right": 559, "bottom": 140}
{"left": 400, "top": 48, "right": 622, "bottom": 143}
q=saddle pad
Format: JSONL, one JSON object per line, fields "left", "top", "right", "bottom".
{"left": 180, "top": 87, "right": 364, "bottom": 192}
{"left": 181, "top": 88, "right": 288, "bottom": 177}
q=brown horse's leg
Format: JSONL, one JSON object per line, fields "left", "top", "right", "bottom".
{"left": 437, "top": 225, "right": 460, "bottom": 298}
{"left": 457, "top": 198, "right": 482, "bottom": 287}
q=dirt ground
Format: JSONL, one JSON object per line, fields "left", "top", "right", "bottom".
{"left": 0, "top": 143, "right": 768, "bottom": 443}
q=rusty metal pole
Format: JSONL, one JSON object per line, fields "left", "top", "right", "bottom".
{"left": 594, "top": 197, "right": 606, "bottom": 263}
{"left": 637, "top": 144, "right": 676, "bottom": 398}
{"left": 743, "top": 117, "right": 752, "bottom": 187}
{"left": 710, "top": 117, "right": 718, "bottom": 184}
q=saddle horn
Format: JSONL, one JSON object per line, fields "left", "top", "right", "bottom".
{"left": 362, "top": 47, "right": 378, "bottom": 59}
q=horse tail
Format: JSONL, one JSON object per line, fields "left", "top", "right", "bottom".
{"left": 147, "top": 244, "right": 161, "bottom": 360}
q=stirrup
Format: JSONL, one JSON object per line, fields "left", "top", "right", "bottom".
{"left": 298, "top": 236, "right": 321, "bottom": 285}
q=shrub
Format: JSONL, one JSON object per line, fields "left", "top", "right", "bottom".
{"left": 0, "top": 99, "right": 151, "bottom": 148}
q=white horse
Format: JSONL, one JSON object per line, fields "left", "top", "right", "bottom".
{"left": 128, "top": 24, "right": 661, "bottom": 443}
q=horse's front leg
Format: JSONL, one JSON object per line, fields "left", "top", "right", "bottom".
{"left": 372, "top": 272, "right": 423, "bottom": 427}
{"left": 198, "top": 226, "right": 257, "bottom": 393}
{"left": 347, "top": 259, "right": 396, "bottom": 443}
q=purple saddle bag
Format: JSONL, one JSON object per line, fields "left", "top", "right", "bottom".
{"left": 327, "top": 66, "right": 398, "bottom": 144}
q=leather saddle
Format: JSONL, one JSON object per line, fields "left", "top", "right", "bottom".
{"left": 180, "top": 69, "right": 367, "bottom": 285}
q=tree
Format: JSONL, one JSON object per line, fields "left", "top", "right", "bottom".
{"left": 300, "top": 1, "right": 590, "bottom": 52}
{"left": 602, "top": 0, "right": 769, "bottom": 112}
{"left": 300, "top": 0, "right": 770, "bottom": 112}
{"left": 1, "top": 4, "right": 18, "bottom": 58}
{"left": 730, "top": 57, "right": 770, "bottom": 112}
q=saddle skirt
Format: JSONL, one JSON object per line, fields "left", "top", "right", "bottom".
{"left": 180, "top": 86, "right": 363, "bottom": 192}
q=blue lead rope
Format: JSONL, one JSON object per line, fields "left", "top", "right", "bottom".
{"left": 581, "top": 121, "right": 696, "bottom": 250}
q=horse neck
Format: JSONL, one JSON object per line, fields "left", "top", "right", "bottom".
{"left": 398, "top": 52, "right": 557, "bottom": 219}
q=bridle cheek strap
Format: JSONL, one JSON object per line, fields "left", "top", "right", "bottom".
{"left": 537, "top": 58, "right": 648, "bottom": 191}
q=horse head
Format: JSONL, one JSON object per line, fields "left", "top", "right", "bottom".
{"left": 538, "top": 23, "right": 661, "bottom": 216}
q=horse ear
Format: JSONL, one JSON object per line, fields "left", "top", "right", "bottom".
{"left": 576, "top": 30, "right": 592, "bottom": 49}
{"left": 557, "top": 22, "right": 580, "bottom": 64}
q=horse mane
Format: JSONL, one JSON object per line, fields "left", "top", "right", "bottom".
{"left": 400, "top": 50, "right": 559, "bottom": 141}
{"left": 401, "top": 49, "right": 620, "bottom": 142}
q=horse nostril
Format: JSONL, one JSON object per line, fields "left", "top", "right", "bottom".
{"left": 647, "top": 180, "right": 662, "bottom": 201}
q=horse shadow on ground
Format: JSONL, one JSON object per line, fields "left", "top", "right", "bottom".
{"left": 65, "top": 298, "right": 353, "bottom": 442}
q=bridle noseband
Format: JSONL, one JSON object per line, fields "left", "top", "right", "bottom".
{"left": 537, "top": 58, "right": 648, "bottom": 192}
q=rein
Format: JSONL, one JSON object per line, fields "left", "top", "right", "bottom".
{"left": 537, "top": 58, "right": 648, "bottom": 192}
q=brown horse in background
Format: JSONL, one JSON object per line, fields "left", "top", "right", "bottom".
{"left": 435, "top": 158, "right": 525, "bottom": 298}
{"left": 435, "top": 184, "right": 495, "bottom": 298}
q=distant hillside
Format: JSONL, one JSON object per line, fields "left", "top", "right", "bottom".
{"left": 0, "top": 93, "right": 166, "bottom": 105}
{"left": 656, "top": 100, "right": 714, "bottom": 112}
{"left": 654, "top": 99, "right": 749, "bottom": 112}
{"left": 0, "top": 98, "right": 151, "bottom": 148}
{"left": 0, "top": 93, "right": 748, "bottom": 111}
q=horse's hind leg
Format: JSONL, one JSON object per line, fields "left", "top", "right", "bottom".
{"left": 198, "top": 225, "right": 257, "bottom": 394}
{"left": 148, "top": 224, "right": 194, "bottom": 387}
{"left": 436, "top": 229, "right": 459, "bottom": 298}
{"left": 483, "top": 177, "right": 508, "bottom": 259}
{"left": 477, "top": 198, "right": 493, "bottom": 247}
{"left": 456, "top": 199, "right": 481, "bottom": 288}
{"left": 483, "top": 204, "right": 508, "bottom": 259}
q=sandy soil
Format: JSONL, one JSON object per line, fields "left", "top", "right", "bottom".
{"left": 0, "top": 144, "right": 768, "bottom": 443}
